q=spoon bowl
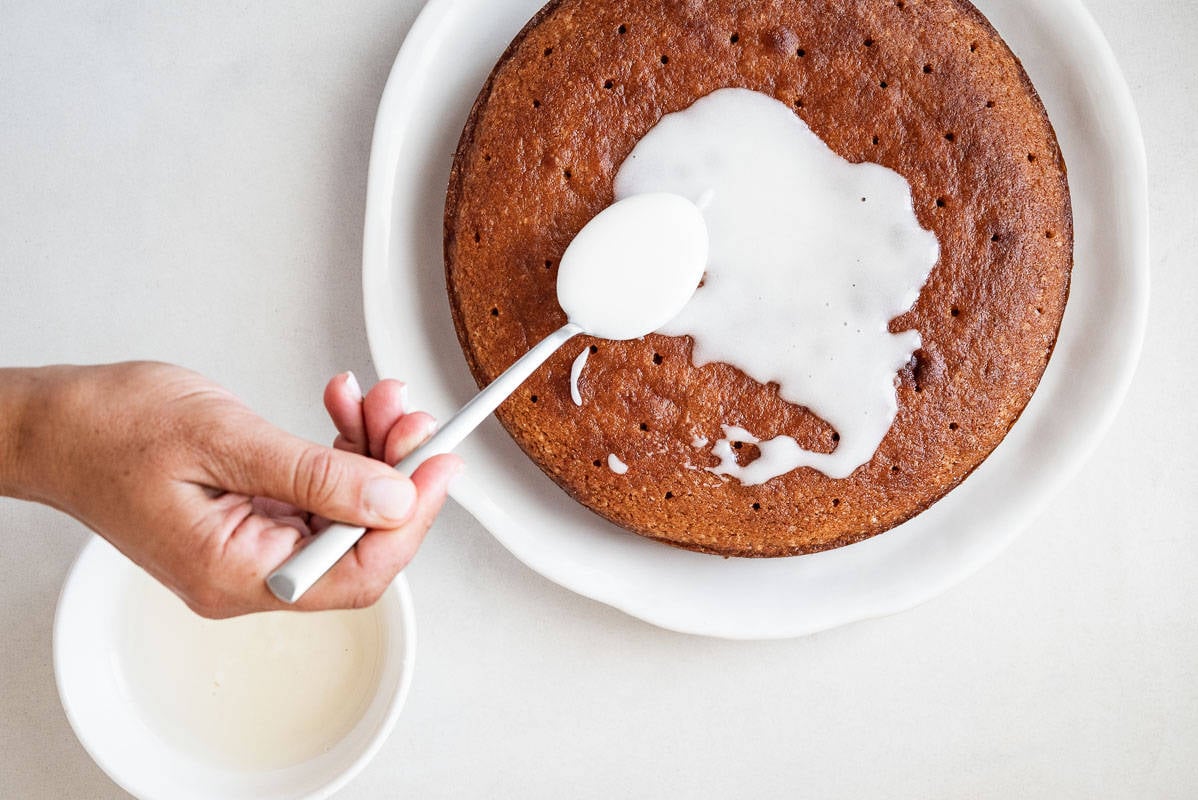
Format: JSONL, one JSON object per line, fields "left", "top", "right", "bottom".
{"left": 557, "top": 192, "right": 709, "bottom": 339}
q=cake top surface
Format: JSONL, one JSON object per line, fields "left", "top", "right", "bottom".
{"left": 444, "top": 0, "right": 1073, "bottom": 556}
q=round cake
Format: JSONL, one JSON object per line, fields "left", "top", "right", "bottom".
{"left": 443, "top": 0, "right": 1072, "bottom": 556}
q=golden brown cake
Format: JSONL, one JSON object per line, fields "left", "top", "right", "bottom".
{"left": 443, "top": 0, "right": 1072, "bottom": 556}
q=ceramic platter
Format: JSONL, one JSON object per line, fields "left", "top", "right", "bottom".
{"left": 361, "top": 0, "right": 1148, "bottom": 639}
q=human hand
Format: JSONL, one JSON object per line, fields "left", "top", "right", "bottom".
{"left": 4, "top": 362, "right": 460, "bottom": 617}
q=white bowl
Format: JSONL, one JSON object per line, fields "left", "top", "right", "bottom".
{"left": 53, "top": 536, "right": 416, "bottom": 800}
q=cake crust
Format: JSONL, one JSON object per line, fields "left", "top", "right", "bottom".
{"left": 444, "top": 0, "right": 1073, "bottom": 557}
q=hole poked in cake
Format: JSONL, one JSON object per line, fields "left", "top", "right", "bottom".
{"left": 923, "top": 63, "right": 934, "bottom": 74}
{"left": 728, "top": 441, "right": 762, "bottom": 468}
{"left": 652, "top": 352, "right": 663, "bottom": 365}
{"left": 796, "top": 47, "right": 806, "bottom": 57}
{"left": 589, "top": 344, "right": 598, "bottom": 354}
{"left": 660, "top": 54, "right": 670, "bottom": 64}
{"left": 729, "top": 32, "right": 740, "bottom": 44}
{"left": 603, "top": 80, "right": 614, "bottom": 90}
{"left": 752, "top": 502, "right": 762, "bottom": 511}
{"left": 617, "top": 23, "right": 627, "bottom": 35}
{"left": 665, "top": 491, "right": 674, "bottom": 500}
{"left": 490, "top": 307, "right": 499, "bottom": 317}
{"left": 593, "top": 459, "right": 603, "bottom": 468}
{"left": 529, "top": 394, "right": 539, "bottom": 404}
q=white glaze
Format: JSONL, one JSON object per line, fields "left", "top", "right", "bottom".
{"left": 614, "top": 88, "right": 939, "bottom": 481}
{"left": 608, "top": 453, "right": 629, "bottom": 475}
{"left": 119, "top": 567, "right": 383, "bottom": 771}
{"left": 569, "top": 347, "right": 589, "bottom": 406}
{"left": 557, "top": 192, "right": 708, "bottom": 341}
{"left": 710, "top": 425, "right": 848, "bottom": 487}
{"left": 692, "top": 435, "right": 709, "bottom": 448}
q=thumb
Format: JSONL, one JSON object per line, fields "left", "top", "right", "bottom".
{"left": 213, "top": 416, "right": 416, "bottom": 528}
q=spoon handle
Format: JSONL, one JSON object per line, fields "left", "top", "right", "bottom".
{"left": 267, "top": 322, "right": 582, "bottom": 603}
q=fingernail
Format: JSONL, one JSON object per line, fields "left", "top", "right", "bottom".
{"left": 364, "top": 476, "right": 415, "bottom": 522}
{"left": 344, "top": 371, "right": 363, "bottom": 402}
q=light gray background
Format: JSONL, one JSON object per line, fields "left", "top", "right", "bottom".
{"left": 1, "top": 1, "right": 1194, "bottom": 798}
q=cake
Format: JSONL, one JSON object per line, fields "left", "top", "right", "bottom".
{"left": 443, "top": 0, "right": 1073, "bottom": 557}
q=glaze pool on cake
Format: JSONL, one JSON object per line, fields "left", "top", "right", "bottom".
{"left": 613, "top": 87, "right": 940, "bottom": 481}
{"left": 444, "top": 0, "right": 1073, "bottom": 557}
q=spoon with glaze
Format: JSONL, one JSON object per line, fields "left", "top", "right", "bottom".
{"left": 267, "top": 192, "right": 708, "bottom": 603}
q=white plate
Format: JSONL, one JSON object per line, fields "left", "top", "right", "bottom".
{"left": 362, "top": 0, "right": 1148, "bottom": 639}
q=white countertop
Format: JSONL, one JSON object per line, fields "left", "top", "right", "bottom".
{"left": 1, "top": 2, "right": 1194, "bottom": 797}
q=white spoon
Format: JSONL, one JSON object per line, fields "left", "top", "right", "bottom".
{"left": 267, "top": 193, "right": 708, "bottom": 603}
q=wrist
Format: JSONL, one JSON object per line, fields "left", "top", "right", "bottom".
{"left": 0, "top": 368, "right": 39, "bottom": 498}
{"left": 0, "top": 366, "right": 76, "bottom": 502}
